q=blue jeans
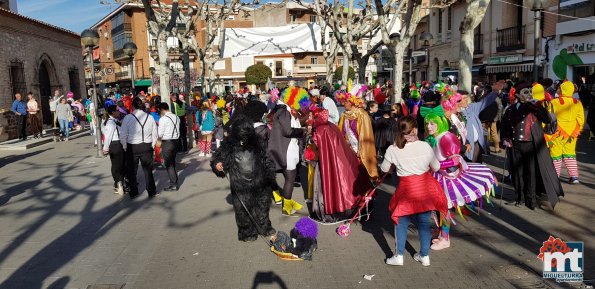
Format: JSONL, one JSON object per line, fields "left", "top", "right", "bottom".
{"left": 394, "top": 211, "right": 432, "bottom": 257}
{"left": 58, "top": 119, "right": 69, "bottom": 138}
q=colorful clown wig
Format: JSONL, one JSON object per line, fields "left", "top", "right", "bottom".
{"left": 420, "top": 105, "right": 450, "bottom": 148}
{"left": 335, "top": 91, "right": 350, "bottom": 105}
{"left": 282, "top": 86, "right": 311, "bottom": 110}
{"left": 441, "top": 90, "right": 462, "bottom": 113}
{"left": 216, "top": 98, "right": 226, "bottom": 109}
{"left": 347, "top": 94, "right": 365, "bottom": 108}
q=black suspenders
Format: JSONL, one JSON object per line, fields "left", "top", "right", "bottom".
{"left": 131, "top": 113, "right": 149, "bottom": 143}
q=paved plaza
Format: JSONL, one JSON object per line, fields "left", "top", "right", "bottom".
{"left": 0, "top": 134, "right": 593, "bottom": 289}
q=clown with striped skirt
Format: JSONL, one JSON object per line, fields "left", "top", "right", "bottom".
{"left": 421, "top": 104, "right": 497, "bottom": 251}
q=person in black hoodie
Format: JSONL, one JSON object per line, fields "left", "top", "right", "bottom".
{"left": 374, "top": 104, "right": 398, "bottom": 161}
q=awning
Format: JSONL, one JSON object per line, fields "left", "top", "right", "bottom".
{"left": 440, "top": 66, "right": 483, "bottom": 78}
{"left": 135, "top": 79, "right": 152, "bottom": 86}
{"left": 486, "top": 63, "right": 533, "bottom": 74}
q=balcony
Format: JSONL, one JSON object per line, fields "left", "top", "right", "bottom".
{"left": 445, "top": 31, "right": 452, "bottom": 42}
{"left": 496, "top": 26, "right": 525, "bottom": 52}
{"left": 111, "top": 22, "right": 132, "bottom": 36}
{"left": 115, "top": 71, "right": 129, "bottom": 80}
{"left": 293, "top": 64, "right": 326, "bottom": 74}
{"left": 435, "top": 33, "right": 442, "bottom": 45}
{"left": 113, "top": 49, "right": 127, "bottom": 60}
{"left": 474, "top": 34, "right": 483, "bottom": 54}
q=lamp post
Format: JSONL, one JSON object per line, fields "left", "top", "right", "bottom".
{"left": 420, "top": 32, "right": 433, "bottom": 81}
{"left": 526, "top": 0, "right": 547, "bottom": 83}
{"left": 81, "top": 29, "right": 102, "bottom": 158}
{"left": 123, "top": 42, "right": 138, "bottom": 94}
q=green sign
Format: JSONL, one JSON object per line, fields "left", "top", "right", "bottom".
{"left": 487, "top": 54, "right": 522, "bottom": 65}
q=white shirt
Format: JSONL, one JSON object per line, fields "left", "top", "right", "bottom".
{"left": 120, "top": 109, "right": 158, "bottom": 150}
{"left": 381, "top": 141, "right": 440, "bottom": 176}
{"left": 158, "top": 112, "right": 180, "bottom": 140}
{"left": 102, "top": 117, "right": 120, "bottom": 151}
{"left": 322, "top": 97, "right": 340, "bottom": 124}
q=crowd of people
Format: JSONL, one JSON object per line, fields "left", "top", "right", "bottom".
{"left": 11, "top": 74, "right": 590, "bottom": 265}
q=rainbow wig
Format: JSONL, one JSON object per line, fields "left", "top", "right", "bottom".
{"left": 282, "top": 86, "right": 311, "bottom": 110}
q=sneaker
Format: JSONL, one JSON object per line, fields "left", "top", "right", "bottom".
{"left": 413, "top": 253, "right": 430, "bottom": 266}
{"left": 164, "top": 184, "right": 179, "bottom": 191}
{"left": 568, "top": 177, "right": 580, "bottom": 184}
{"left": 116, "top": 181, "right": 124, "bottom": 195}
{"left": 205, "top": 153, "right": 212, "bottom": 157}
{"left": 430, "top": 238, "right": 450, "bottom": 250}
{"left": 386, "top": 254, "right": 404, "bottom": 266}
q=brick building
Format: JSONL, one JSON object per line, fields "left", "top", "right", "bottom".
{"left": 0, "top": 6, "right": 86, "bottom": 141}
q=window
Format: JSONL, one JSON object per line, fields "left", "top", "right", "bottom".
{"left": 275, "top": 61, "right": 283, "bottom": 76}
{"left": 112, "top": 12, "right": 125, "bottom": 28}
{"left": 290, "top": 14, "right": 297, "bottom": 23}
{"left": 256, "top": 61, "right": 264, "bottom": 65}
{"left": 113, "top": 31, "right": 133, "bottom": 50}
{"left": 438, "top": 9, "right": 443, "bottom": 33}
{"left": 311, "top": 57, "right": 318, "bottom": 64}
{"left": 447, "top": 7, "right": 452, "bottom": 31}
{"left": 9, "top": 59, "right": 26, "bottom": 100}
{"left": 310, "top": 15, "right": 317, "bottom": 23}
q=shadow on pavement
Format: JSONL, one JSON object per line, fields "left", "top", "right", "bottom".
{"left": 251, "top": 271, "right": 288, "bottom": 289}
{"left": 0, "top": 147, "right": 53, "bottom": 169}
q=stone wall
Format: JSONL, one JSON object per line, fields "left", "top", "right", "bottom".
{"left": 0, "top": 9, "right": 85, "bottom": 141}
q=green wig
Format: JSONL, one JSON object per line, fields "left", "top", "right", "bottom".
{"left": 420, "top": 105, "right": 449, "bottom": 148}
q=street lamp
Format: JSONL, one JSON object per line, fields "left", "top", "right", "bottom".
{"left": 123, "top": 42, "right": 138, "bottom": 94}
{"left": 81, "top": 28, "right": 102, "bottom": 158}
{"left": 420, "top": 32, "right": 433, "bottom": 81}
{"left": 526, "top": 0, "right": 547, "bottom": 82}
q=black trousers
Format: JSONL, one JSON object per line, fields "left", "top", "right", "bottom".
{"left": 109, "top": 141, "right": 125, "bottom": 187}
{"left": 161, "top": 139, "right": 178, "bottom": 185}
{"left": 178, "top": 116, "right": 188, "bottom": 152}
{"left": 17, "top": 115, "right": 27, "bottom": 139}
{"left": 126, "top": 143, "right": 156, "bottom": 196}
{"left": 512, "top": 141, "right": 537, "bottom": 208}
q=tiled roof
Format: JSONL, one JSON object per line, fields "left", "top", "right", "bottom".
{"left": 0, "top": 7, "right": 80, "bottom": 37}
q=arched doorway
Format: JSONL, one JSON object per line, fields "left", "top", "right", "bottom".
{"left": 433, "top": 58, "right": 439, "bottom": 81}
{"left": 39, "top": 63, "right": 52, "bottom": 125}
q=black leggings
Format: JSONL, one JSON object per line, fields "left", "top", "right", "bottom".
{"left": 109, "top": 142, "right": 125, "bottom": 187}
{"left": 282, "top": 169, "right": 298, "bottom": 199}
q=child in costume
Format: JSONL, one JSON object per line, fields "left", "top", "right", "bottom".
{"left": 421, "top": 105, "right": 497, "bottom": 250}
{"left": 271, "top": 217, "right": 318, "bottom": 260}
{"left": 197, "top": 100, "right": 215, "bottom": 157}
{"left": 211, "top": 117, "right": 278, "bottom": 242}
{"left": 549, "top": 80, "right": 585, "bottom": 184}
{"left": 337, "top": 85, "right": 379, "bottom": 180}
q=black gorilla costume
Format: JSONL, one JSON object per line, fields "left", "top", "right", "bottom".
{"left": 211, "top": 117, "right": 279, "bottom": 241}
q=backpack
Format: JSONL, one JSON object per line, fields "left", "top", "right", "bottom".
{"left": 543, "top": 102, "right": 558, "bottom": 135}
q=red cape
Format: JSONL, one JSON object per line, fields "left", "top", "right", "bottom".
{"left": 313, "top": 122, "right": 371, "bottom": 215}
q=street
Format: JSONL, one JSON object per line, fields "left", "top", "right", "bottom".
{"left": 0, "top": 134, "right": 593, "bottom": 289}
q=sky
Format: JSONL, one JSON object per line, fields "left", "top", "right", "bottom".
{"left": 17, "top": 0, "right": 117, "bottom": 34}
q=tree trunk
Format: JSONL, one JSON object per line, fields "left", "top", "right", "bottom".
{"left": 459, "top": 31, "right": 474, "bottom": 93}
{"left": 392, "top": 46, "right": 405, "bottom": 103}
{"left": 207, "top": 61, "right": 216, "bottom": 94}
{"left": 182, "top": 47, "right": 194, "bottom": 148}
{"left": 157, "top": 37, "right": 171, "bottom": 106}
{"left": 326, "top": 59, "right": 334, "bottom": 84}
{"left": 458, "top": 0, "right": 490, "bottom": 92}
{"left": 342, "top": 51, "right": 350, "bottom": 84}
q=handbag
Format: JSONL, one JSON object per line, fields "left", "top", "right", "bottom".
{"left": 543, "top": 102, "right": 558, "bottom": 135}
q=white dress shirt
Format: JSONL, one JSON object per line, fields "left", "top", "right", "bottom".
{"left": 120, "top": 109, "right": 158, "bottom": 150}
{"left": 102, "top": 116, "right": 120, "bottom": 151}
{"left": 158, "top": 112, "right": 180, "bottom": 140}
{"left": 322, "top": 97, "right": 340, "bottom": 124}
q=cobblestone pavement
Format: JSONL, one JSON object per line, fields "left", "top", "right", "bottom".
{"left": 0, "top": 134, "right": 593, "bottom": 289}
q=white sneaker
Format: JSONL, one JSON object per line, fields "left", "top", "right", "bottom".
{"left": 413, "top": 253, "right": 430, "bottom": 266}
{"left": 116, "top": 181, "right": 124, "bottom": 195}
{"left": 205, "top": 153, "right": 212, "bottom": 157}
{"left": 386, "top": 254, "right": 403, "bottom": 266}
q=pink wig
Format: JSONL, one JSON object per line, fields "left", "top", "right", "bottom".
{"left": 441, "top": 91, "right": 462, "bottom": 112}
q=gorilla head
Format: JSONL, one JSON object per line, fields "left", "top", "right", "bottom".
{"left": 231, "top": 117, "right": 256, "bottom": 146}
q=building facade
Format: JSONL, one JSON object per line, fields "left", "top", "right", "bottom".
{"left": 0, "top": 7, "right": 86, "bottom": 141}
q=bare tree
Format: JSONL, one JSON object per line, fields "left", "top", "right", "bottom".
{"left": 458, "top": 0, "right": 489, "bottom": 92}
{"left": 311, "top": 0, "right": 339, "bottom": 85}
{"left": 139, "top": 0, "right": 180, "bottom": 106}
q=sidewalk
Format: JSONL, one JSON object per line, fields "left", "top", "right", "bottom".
{"left": 0, "top": 135, "right": 592, "bottom": 289}
{"left": 0, "top": 128, "right": 90, "bottom": 151}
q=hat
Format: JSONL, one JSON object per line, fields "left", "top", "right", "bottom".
{"left": 560, "top": 80, "right": 574, "bottom": 97}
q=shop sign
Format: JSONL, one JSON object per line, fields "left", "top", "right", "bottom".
{"left": 567, "top": 42, "right": 595, "bottom": 54}
{"left": 487, "top": 54, "right": 522, "bottom": 65}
